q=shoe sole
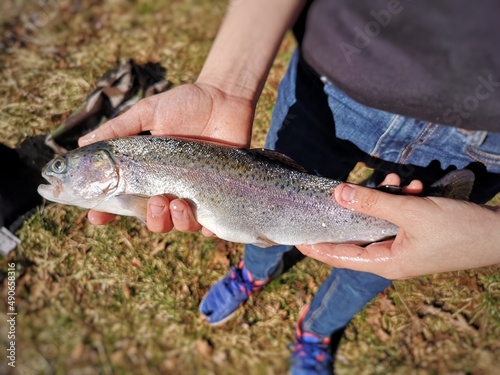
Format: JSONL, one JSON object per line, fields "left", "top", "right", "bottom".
{"left": 200, "top": 309, "right": 239, "bottom": 327}
{"left": 199, "top": 259, "right": 285, "bottom": 327}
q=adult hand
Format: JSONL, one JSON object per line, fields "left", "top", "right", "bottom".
{"left": 297, "top": 180, "right": 500, "bottom": 279}
{"left": 78, "top": 82, "right": 254, "bottom": 234}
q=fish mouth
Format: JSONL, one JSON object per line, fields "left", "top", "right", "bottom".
{"left": 37, "top": 173, "right": 63, "bottom": 199}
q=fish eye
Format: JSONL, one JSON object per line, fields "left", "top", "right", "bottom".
{"left": 51, "top": 157, "right": 67, "bottom": 173}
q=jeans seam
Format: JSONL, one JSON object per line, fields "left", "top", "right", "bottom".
{"left": 465, "top": 145, "right": 500, "bottom": 165}
{"left": 371, "top": 115, "right": 401, "bottom": 157}
{"left": 302, "top": 273, "right": 340, "bottom": 333}
{"left": 464, "top": 131, "right": 500, "bottom": 164}
{"left": 400, "top": 122, "right": 438, "bottom": 163}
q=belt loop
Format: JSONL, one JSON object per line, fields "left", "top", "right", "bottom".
{"left": 472, "top": 130, "right": 488, "bottom": 146}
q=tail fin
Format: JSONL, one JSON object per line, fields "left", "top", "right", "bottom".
{"left": 426, "top": 169, "right": 475, "bottom": 200}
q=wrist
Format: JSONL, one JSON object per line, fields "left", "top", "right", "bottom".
{"left": 197, "top": 0, "right": 306, "bottom": 106}
{"left": 196, "top": 70, "right": 259, "bottom": 107}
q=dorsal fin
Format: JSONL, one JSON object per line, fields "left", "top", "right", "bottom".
{"left": 247, "top": 149, "right": 307, "bottom": 172}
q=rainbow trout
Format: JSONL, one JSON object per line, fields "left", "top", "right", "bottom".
{"left": 38, "top": 136, "right": 473, "bottom": 247}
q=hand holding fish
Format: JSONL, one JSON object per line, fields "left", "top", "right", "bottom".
{"left": 77, "top": 82, "right": 254, "bottom": 233}
{"left": 78, "top": 82, "right": 254, "bottom": 149}
{"left": 297, "top": 184, "right": 500, "bottom": 280}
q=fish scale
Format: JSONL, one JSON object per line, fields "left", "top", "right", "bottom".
{"left": 38, "top": 136, "right": 473, "bottom": 247}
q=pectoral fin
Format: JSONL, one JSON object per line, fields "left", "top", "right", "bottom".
{"left": 118, "top": 194, "right": 150, "bottom": 222}
{"left": 93, "top": 194, "right": 149, "bottom": 223}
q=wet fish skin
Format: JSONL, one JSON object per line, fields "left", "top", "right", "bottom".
{"left": 38, "top": 136, "right": 467, "bottom": 247}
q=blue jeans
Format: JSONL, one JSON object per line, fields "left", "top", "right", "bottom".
{"left": 244, "top": 50, "right": 500, "bottom": 338}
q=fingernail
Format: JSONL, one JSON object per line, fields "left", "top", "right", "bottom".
{"left": 340, "top": 184, "right": 356, "bottom": 203}
{"left": 149, "top": 202, "right": 165, "bottom": 217}
{"left": 170, "top": 203, "right": 184, "bottom": 219}
{"left": 79, "top": 132, "right": 96, "bottom": 146}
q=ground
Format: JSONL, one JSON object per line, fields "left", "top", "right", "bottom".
{"left": 0, "top": 1, "right": 499, "bottom": 374}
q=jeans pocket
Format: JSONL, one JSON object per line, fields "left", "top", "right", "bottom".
{"left": 465, "top": 131, "right": 500, "bottom": 170}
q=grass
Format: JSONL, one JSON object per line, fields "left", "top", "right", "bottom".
{"left": 1, "top": 1, "right": 499, "bottom": 374}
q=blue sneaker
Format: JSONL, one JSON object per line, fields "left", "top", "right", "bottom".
{"left": 199, "top": 260, "right": 283, "bottom": 326}
{"left": 289, "top": 305, "right": 334, "bottom": 375}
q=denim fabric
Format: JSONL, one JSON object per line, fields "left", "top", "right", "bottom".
{"left": 243, "top": 50, "right": 500, "bottom": 338}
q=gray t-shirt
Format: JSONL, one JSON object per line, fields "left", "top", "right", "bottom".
{"left": 300, "top": 0, "right": 500, "bottom": 131}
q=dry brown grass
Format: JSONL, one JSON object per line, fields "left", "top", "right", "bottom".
{"left": 1, "top": 1, "right": 499, "bottom": 374}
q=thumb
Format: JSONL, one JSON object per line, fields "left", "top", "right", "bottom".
{"left": 78, "top": 98, "right": 155, "bottom": 146}
{"left": 335, "top": 183, "right": 417, "bottom": 227}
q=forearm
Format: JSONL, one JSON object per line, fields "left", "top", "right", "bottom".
{"left": 197, "top": 0, "right": 306, "bottom": 105}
